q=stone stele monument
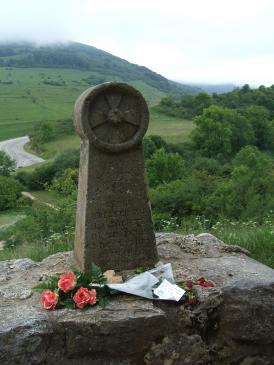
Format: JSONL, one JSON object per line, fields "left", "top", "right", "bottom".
{"left": 74, "top": 82, "right": 158, "bottom": 271}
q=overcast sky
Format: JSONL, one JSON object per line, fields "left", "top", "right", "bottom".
{"left": 0, "top": 0, "right": 274, "bottom": 86}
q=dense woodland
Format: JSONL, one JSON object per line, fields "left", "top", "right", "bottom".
{"left": 1, "top": 84, "right": 274, "bottom": 267}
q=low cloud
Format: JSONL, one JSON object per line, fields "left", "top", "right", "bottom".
{"left": 0, "top": 0, "right": 273, "bottom": 85}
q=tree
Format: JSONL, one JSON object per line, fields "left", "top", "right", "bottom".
{"left": 242, "top": 106, "right": 274, "bottom": 150}
{"left": 145, "top": 148, "right": 185, "bottom": 188}
{"left": 192, "top": 92, "right": 212, "bottom": 115}
{"left": 212, "top": 146, "right": 274, "bottom": 219}
{"left": 150, "top": 172, "right": 220, "bottom": 219}
{"left": 191, "top": 105, "right": 255, "bottom": 159}
{"left": 53, "top": 148, "right": 80, "bottom": 177}
{"left": 0, "top": 151, "right": 16, "bottom": 176}
{"left": 191, "top": 105, "right": 233, "bottom": 159}
{"left": 16, "top": 163, "right": 56, "bottom": 190}
{"left": 51, "top": 168, "right": 78, "bottom": 195}
{"left": 143, "top": 137, "right": 157, "bottom": 159}
{"left": 0, "top": 176, "right": 23, "bottom": 210}
{"left": 229, "top": 111, "right": 255, "bottom": 153}
{"left": 149, "top": 135, "right": 170, "bottom": 152}
{"left": 30, "top": 121, "right": 54, "bottom": 151}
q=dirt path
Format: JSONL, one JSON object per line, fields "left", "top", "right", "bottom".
{"left": 22, "top": 192, "right": 57, "bottom": 210}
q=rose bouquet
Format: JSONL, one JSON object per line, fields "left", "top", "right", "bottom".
{"left": 33, "top": 263, "right": 110, "bottom": 310}
{"left": 33, "top": 262, "right": 214, "bottom": 310}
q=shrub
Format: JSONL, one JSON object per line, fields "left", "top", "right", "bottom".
{"left": 0, "top": 176, "right": 23, "bottom": 210}
{"left": 15, "top": 149, "right": 80, "bottom": 190}
{"left": 146, "top": 148, "right": 185, "bottom": 188}
{"left": 0, "top": 151, "right": 16, "bottom": 176}
{"left": 30, "top": 121, "right": 54, "bottom": 151}
{"left": 51, "top": 168, "right": 78, "bottom": 195}
{"left": 16, "top": 163, "right": 56, "bottom": 189}
{"left": 52, "top": 149, "right": 80, "bottom": 176}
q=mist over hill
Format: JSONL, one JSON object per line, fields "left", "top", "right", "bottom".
{"left": 191, "top": 83, "right": 238, "bottom": 94}
{"left": 0, "top": 41, "right": 200, "bottom": 97}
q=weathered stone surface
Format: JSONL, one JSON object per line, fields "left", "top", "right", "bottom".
{"left": 74, "top": 82, "right": 158, "bottom": 271}
{"left": 144, "top": 334, "right": 211, "bottom": 365}
{"left": 0, "top": 233, "right": 274, "bottom": 364}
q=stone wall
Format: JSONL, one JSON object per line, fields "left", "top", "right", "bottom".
{"left": 0, "top": 233, "right": 273, "bottom": 365}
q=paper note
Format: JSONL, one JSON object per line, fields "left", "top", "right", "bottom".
{"left": 153, "top": 279, "right": 185, "bottom": 301}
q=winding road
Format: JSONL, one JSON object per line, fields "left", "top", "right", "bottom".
{"left": 0, "top": 136, "right": 44, "bottom": 168}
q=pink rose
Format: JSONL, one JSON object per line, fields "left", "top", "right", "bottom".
{"left": 40, "top": 290, "right": 59, "bottom": 310}
{"left": 58, "top": 272, "right": 77, "bottom": 293}
{"left": 89, "top": 289, "right": 97, "bottom": 305}
{"left": 73, "top": 287, "right": 97, "bottom": 309}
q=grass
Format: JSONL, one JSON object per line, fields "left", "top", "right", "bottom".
{"left": 30, "top": 190, "right": 65, "bottom": 205}
{"left": 0, "top": 195, "right": 75, "bottom": 260}
{"left": 210, "top": 220, "right": 274, "bottom": 269}
{"left": 174, "top": 216, "right": 274, "bottom": 269}
{"left": 0, "top": 210, "right": 25, "bottom": 232}
{"left": 1, "top": 204, "right": 273, "bottom": 267}
{"left": 0, "top": 190, "right": 64, "bottom": 236}
{"left": 26, "top": 135, "right": 79, "bottom": 159}
{"left": 0, "top": 238, "right": 73, "bottom": 261}
{"left": 0, "top": 67, "right": 166, "bottom": 141}
{"left": 23, "top": 110, "right": 194, "bottom": 160}
{"left": 149, "top": 111, "right": 194, "bottom": 144}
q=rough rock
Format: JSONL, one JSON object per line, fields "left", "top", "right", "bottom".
{"left": 0, "top": 233, "right": 274, "bottom": 365}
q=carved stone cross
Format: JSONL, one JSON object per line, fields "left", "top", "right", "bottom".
{"left": 74, "top": 82, "right": 158, "bottom": 271}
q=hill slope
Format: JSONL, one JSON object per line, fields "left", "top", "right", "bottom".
{"left": 0, "top": 42, "right": 200, "bottom": 97}
{"left": 0, "top": 42, "right": 199, "bottom": 141}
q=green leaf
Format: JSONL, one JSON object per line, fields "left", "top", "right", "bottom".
{"left": 32, "top": 275, "right": 59, "bottom": 292}
{"left": 91, "top": 263, "right": 102, "bottom": 277}
{"left": 98, "top": 296, "right": 108, "bottom": 308}
{"left": 63, "top": 301, "right": 75, "bottom": 309}
{"left": 32, "top": 284, "right": 51, "bottom": 292}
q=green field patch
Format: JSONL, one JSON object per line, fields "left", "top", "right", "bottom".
{"left": 149, "top": 111, "right": 194, "bottom": 144}
{"left": 30, "top": 190, "right": 65, "bottom": 205}
{"left": 25, "top": 111, "right": 194, "bottom": 160}
{"left": 0, "top": 210, "right": 25, "bottom": 231}
{"left": 0, "top": 67, "right": 166, "bottom": 141}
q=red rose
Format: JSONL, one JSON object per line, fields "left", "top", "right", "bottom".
{"left": 203, "top": 280, "right": 214, "bottom": 288}
{"left": 197, "top": 277, "right": 206, "bottom": 285}
{"left": 73, "top": 287, "right": 96, "bottom": 309}
{"left": 40, "top": 290, "right": 59, "bottom": 310}
{"left": 197, "top": 277, "right": 214, "bottom": 288}
{"left": 89, "top": 289, "right": 97, "bottom": 305}
{"left": 188, "top": 297, "right": 198, "bottom": 306}
{"left": 58, "top": 272, "right": 77, "bottom": 293}
{"left": 185, "top": 280, "right": 193, "bottom": 288}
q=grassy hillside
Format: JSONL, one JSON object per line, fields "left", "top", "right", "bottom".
{"left": 0, "top": 67, "right": 168, "bottom": 141}
{"left": 0, "top": 42, "right": 200, "bottom": 141}
{"left": 0, "top": 42, "right": 200, "bottom": 97}
{"left": 0, "top": 210, "right": 25, "bottom": 230}
{"left": 25, "top": 111, "right": 194, "bottom": 159}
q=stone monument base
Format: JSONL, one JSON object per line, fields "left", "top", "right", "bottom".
{"left": 0, "top": 233, "right": 273, "bottom": 365}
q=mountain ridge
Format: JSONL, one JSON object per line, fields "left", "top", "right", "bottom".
{"left": 0, "top": 41, "right": 201, "bottom": 97}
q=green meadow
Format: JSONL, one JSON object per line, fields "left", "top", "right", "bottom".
{"left": 25, "top": 110, "right": 194, "bottom": 159}
{"left": 0, "top": 67, "right": 166, "bottom": 141}
{"left": 0, "top": 210, "right": 25, "bottom": 230}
